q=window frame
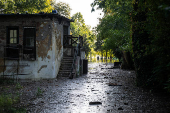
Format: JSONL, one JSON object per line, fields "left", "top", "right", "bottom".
{"left": 6, "top": 26, "right": 19, "bottom": 46}
{"left": 23, "top": 27, "right": 36, "bottom": 60}
{"left": 6, "top": 26, "right": 20, "bottom": 59}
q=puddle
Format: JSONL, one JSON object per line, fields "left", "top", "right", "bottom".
{"left": 89, "top": 102, "right": 102, "bottom": 105}
{"left": 6, "top": 62, "right": 170, "bottom": 113}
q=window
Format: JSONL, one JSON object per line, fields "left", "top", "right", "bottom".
{"left": 24, "top": 28, "right": 35, "bottom": 47}
{"left": 10, "top": 30, "right": 17, "bottom": 44}
{"left": 7, "top": 27, "right": 19, "bottom": 45}
{"left": 23, "top": 27, "right": 36, "bottom": 60}
{"left": 6, "top": 27, "right": 19, "bottom": 58}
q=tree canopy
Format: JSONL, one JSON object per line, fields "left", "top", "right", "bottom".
{"left": 52, "top": 1, "right": 71, "bottom": 18}
{"left": 70, "top": 12, "right": 95, "bottom": 57}
{"left": 92, "top": 0, "right": 133, "bottom": 62}
{"left": 0, "top": 0, "right": 53, "bottom": 14}
{"left": 92, "top": 0, "right": 170, "bottom": 92}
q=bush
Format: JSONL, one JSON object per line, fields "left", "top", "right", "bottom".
{"left": 0, "top": 94, "right": 26, "bottom": 113}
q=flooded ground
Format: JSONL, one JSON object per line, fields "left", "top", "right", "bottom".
{"left": 1, "top": 62, "right": 170, "bottom": 113}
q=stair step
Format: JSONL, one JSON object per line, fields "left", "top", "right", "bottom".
{"left": 59, "top": 70, "right": 71, "bottom": 72}
{"left": 62, "top": 60, "right": 73, "bottom": 62}
{"left": 61, "top": 62, "right": 73, "bottom": 64}
{"left": 63, "top": 57, "right": 73, "bottom": 59}
{"left": 57, "top": 56, "right": 75, "bottom": 78}
{"left": 58, "top": 73, "right": 75, "bottom": 77}
{"left": 60, "top": 66, "right": 72, "bottom": 68}
{"left": 58, "top": 71, "right": 72, "bottom": 73}
{"left": 63, "top": 58, "right": 73, "bottom": 60}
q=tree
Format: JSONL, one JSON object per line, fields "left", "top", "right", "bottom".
{"left": 1, "top": 0, "right": 53, "bottom": 14}
{"left": 132, "top": 0, "right": 170, "bottom": 90}
{"left": 92, "top": 0, "right": 170, "bottom": 92}
{"left": 52, "top": 1, "right": 71, "bottom": 18}
{"left": 92, "top": 0, "right": 134, "bottom": 69}
{"left": 70, "top": 12, "right": 95, "bottom": 57}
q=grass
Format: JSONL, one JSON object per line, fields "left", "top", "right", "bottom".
{"left": 15, "top": 83, "right": 23, "bottom": 90}
{"left": 36, "top": 87, "right": 43, "bottom": 97}
{"left": 0, "top": 94, "right": 26, "bottom": 113}
{"left": 0, "top": 77, "right": 26, "bottom": 113}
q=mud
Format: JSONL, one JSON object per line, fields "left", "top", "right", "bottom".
{"left": 1, "top": 62, "right": 170, "bottom": 113}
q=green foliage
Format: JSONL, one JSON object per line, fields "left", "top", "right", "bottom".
{"left": 93, "top": 0, "right": 170, "bottom": 92}
{"left": 36, "top": 87, "right": 43, "bottom": 97}
{"left": 132, "top": 0, "right": 170, "bottom": 91}
{"left": 70, "top": 12, "right": 95, "bottom": 57}
{"left": 0, "top": 94, "right": 25, "bottom": 113}
{"left": 92, "top": 0, "right": 133, "bottom": 61}
{"left": 53, "top": 1, "right": 71, "bottom": 18}
{"left": 0, "top": 94, "right": 13, "bottom": 108}
{"left": 91, "top": 0, "right": 133, "bottom": 14}
{"left": 0, "top": 0, "right": 53, "bottom": 14}
{"left": 15, "top": 83, "right": 23, "bottom": 90}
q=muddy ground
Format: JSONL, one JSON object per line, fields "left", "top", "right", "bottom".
{"left": 0, "top": 62, "right": 170, "bottom": 113}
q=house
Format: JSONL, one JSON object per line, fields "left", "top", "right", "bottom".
{"left": 0, "top": 13, "right": 85, "bottom": 79}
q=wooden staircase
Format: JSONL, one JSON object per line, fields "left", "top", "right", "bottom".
{"left": 57, "top": 56, "right": 74, "bottom": 78}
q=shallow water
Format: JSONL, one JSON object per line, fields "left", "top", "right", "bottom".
{"left": 13, "top": 62, "right": 170, "bottom": 113}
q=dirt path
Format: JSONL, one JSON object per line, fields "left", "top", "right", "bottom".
{"left": 3, "top": 62, "right": 170, "bottom": 113}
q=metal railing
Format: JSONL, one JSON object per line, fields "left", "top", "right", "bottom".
{"left": 69, "top": 36, "right": 80, "bottom": 79}
{"left": 63, "top": 35, "right": 83, "bottom": 48}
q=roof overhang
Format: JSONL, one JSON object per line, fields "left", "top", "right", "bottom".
{"left": 0, "top": 13, "right": 74, "bottom": 22}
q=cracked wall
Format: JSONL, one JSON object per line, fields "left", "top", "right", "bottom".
{"left": 0, "top": 15, "right": 71, "bottom": 79}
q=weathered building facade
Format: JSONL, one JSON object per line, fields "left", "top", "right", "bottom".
{"left": 0, "top": 14, "right": 74, "bottom": 79}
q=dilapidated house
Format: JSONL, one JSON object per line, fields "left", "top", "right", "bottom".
{"left": 0, "top": 13, "right": 84, "bottom": 79}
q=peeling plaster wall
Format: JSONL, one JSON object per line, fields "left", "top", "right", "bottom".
{"left": 0, "top": 15, "right": 68, "bottom": 79}
{"left": 52, "top": 18, "right": 63, "bottom": 78}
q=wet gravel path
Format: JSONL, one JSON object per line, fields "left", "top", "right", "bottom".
{"left": 17, "top": 63, "right": 170, "bottom": 113}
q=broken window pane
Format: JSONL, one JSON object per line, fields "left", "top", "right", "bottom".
{"left": 23, "top": 28, "right": 36, "bottom": 60}
{"left": 24, "top": 28, "right": 35, "bottom": 47}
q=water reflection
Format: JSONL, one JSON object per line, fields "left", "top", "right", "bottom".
{"left": 88, "top": 58, "right": 119, "bottom": 63}
{"left": 66, "top": 63, "right": 107, "bottom": 113}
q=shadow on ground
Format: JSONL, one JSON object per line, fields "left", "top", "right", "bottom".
{"left": 1, "top": 62, "right": 170, "bottom": 113}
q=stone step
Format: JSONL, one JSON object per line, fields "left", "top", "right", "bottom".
{"left": 63, "top": 57, "right": 73, "bottom": 60}
{"left": 60, "top": 64, "right": 72, "bottom": 67}
{"left": 63, "top": 57, "right": 73, "bottom": 59}
{"left": 60, "top": 68, "right": 72, "bottom": 70}
{"left": 61, "top": 64, "right": 72, "bottom": 66}
{"left": 58, "top": 72, "right": 75, "bottom": 77}
{"left": 60, "top": 64, "right": 72, "bottom": 68}
{"left": 60, "top": 65, "right": 71, "bottom": 66}
{"left": 58, "top": 71, "right": 72, "bottom": 74}
{"left": 61, "top": 61, "right": 73, "bottom": 64}
{"left": 61, "top": 61, "right": 73, "bottom": 63}
{"left": 62, "top": 59, "right": 73, "bottom": 62}
{"left": 58, "top": 56, "right": 74, "bottom": 78}
{"left": 59, "top": 70, "right": 71, "bottom": 72}
{"left": 61, "top": 60, "right": 73, "bottom": 62}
